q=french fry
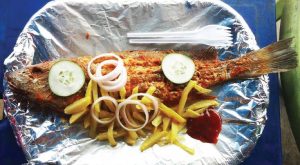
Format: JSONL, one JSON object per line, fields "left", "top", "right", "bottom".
{"left": 169, "top": 122, "right": 185, "bottom": 144}
{"left": 135, "top": 86, "right": 156, "bottom": 110}
{"left": 151, "top": 114, "right": 162, "bottom": 127}
{"left": 84, "top": 114, "right": 91, "bottom": 128}
{"left": 64, "top": 97, "right": 91, "bottom": 114}
{"left": 85, "top": 80, "right": 93, "bottom": 98}
{"left": 162, "top": 116, "right": 171, "bottom": 131}
{"left": 132, "top": 86, "right": 139, "bottom": 97}
{"left": 125, "top": 137, "right": 136, "bottom": 145}
{"left": 174, "top": 140, "right": 195, "bottom": 155}
{"left": 69, "top": 108, "right": 88, "bottom": 124}
{"left": 133, "top": 111, "right": 145, "bottom": 123}
{"left": 153, "top": 126, "right": 162, "bottom": 134}
{"left": 140, "top": 131, "right": 168, "bottom": 152}
{"left": 182, "top": 109, "right": 201, "bottom": 118}
{"left": 145, "top": 86, "right": 156, "bottom": 95}
{"left": 126, "top": 131, "right": 138, "bottom": 145}
{"left": 141, "top": 86, "right": 156, "bottom": 104}
{"left": 107, "top": 122, "right": 117, "bottom": 146}
{"left": 125, "top": 108, "right": 139, "bottom": 127}
{"left": 153, "top": 126, "right": 158, "bottom": 134}
{"left": 96, "top": 130, "right": 126, "bottom": 141}
{"left": 97, "top": 133, "right": 108, "bottom": 141}
{"left": 89, "top": 114, "right": 98, "bottom": 138}
{"left": 65, "top": 78, "right": 214, "bottom": 154}
{"left": 100, "top": 88, "right": 116, "bottom": 112}
{"left": 92, "top": 81, "right": 100, "bottom": 112}
{"left": 99, "top": 111, "right": 114, "bottom": 118}
{"left": 89, "top": 81, "right": 100, "bottom": 138}
{"left": 170, "top": 122, "right": 179, "bottom": 143}
{"left": 128, "top": 131, "right": 138, "bottom": 140}
{"left": 194, "top": 84, "right": 212, "bottom": 94}
{"left": 119, "top": 87, "right": 126, "bottom": 100}
{"left": 195, "top": 108, "right": 206, "bottom": 114}
{"left": 177, "top": 80, "right": 196, "bottom": 115}
{"left": 137, "top": 130, "right": 147, "bottom": 137}
{"left": 159, "top": 103, "right": 186, "bottom": 123}
{"left": 186, "top": 100, "right": 219, "bottom": 111}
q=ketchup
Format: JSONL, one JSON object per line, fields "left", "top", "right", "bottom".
{"left": 186, "top": 109, "right": 222, "bottom": 144}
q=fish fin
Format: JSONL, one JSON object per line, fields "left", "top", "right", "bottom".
{"left": 201, "top": 47, "right": 218, "bottom": 60}
{"left": 233, "top": 38, "right": 298, "bottom": 78}
{"left": 189, "top": 47, "right": 218, "bottom": 60}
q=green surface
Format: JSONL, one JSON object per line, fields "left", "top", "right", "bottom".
{"left": 280, "top": 0, "right": 300, "bottom": 150}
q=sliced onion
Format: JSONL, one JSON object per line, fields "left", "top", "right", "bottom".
{"left": 121, "top": 104, "right": 140, "bottom": 128}
{"left": 116, "top": 100, "right": 149, "bottom": 132}
{"left": 95, "top": 59, "right": 121, "bottom": 83}
{"left": 126, "top": 93, "right": 159, "bottom": 121}
{"left": 98, "top": 68, "right": 127, "bottom": 92}
{"left": 96, "top": 60, "right": 121, "bottom": 86}
{"left": 90, "top": 96, "right": 118, "bottom": 124}
{"left": 87, "top": 53, "right": 123, "bottom": 82}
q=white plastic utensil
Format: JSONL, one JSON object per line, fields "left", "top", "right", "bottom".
{"left": 127, "top": 25, "right": 233, "bottom": 47}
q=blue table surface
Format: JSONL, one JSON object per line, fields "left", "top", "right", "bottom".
{"left": 0, "top": 0, "right": 280, "bottom": 164}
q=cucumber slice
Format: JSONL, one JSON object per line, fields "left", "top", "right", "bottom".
{"left": 49, "top": 60, "right": 85, "bottom": 97}
{"left": 162, "top": 53, "right": 195, "bottom": 84}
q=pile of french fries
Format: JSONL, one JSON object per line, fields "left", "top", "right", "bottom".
{"left": 64, "top": 80, "right": 219, "bottom": 155}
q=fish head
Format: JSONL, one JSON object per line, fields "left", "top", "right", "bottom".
{"left": 6, "top": 62, "right": 53, "bottom": 99}
{"left": 5, "top": 58, "right": 89, "bottom": 112}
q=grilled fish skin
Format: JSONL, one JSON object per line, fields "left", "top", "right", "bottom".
{"left": 6, "top": 39, "right": 297, "bottom": 112}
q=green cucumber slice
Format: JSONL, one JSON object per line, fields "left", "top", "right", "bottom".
{"left": 49, "top": 60, "right": 85, "bottom": 97}
{"left": 162, "top": 53, "right": 195, "bottom": 84}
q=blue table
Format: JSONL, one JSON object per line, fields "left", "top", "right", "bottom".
{"left": 0, "top": 0, "right": 280, "bottom": 164}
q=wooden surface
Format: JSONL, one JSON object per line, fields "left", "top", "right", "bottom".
{"left": 280, "top": 95, "right": 300, "bottom": 164}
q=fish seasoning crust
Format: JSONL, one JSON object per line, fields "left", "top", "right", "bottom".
{"left": 6, "top": 39, "right": 298, "bottom": 111}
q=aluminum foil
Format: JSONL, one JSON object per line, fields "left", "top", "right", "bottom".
{"left": 3, "top": 0, "right": 268, "bottom": 164}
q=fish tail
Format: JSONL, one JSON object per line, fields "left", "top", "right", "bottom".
{"left": 229, "top": 38, "right": 298, "bottom": 78}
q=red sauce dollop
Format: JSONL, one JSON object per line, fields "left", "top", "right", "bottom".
{"left": 187, "top": 109, "right": 222, "bottom": 144}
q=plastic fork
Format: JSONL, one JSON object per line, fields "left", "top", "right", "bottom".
{"left": 127, "top": 25, "right": 233, "bottom": 47}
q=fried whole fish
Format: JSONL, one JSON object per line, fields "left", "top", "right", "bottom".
{"left": 6, "top": 39, "right": 297, "bottom": 112}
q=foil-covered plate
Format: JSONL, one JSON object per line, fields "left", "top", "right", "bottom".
{"left": 3, "top": 0, "right": 268, "bottom": 164}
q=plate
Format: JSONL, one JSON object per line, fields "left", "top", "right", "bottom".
{"left": 3, "top": 0, "right": 268, "bottom": 164}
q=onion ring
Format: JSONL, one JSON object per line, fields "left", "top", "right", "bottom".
{"left": 96, "top": 60, "right": 122, "bottom": 86}
{"left": 98, "top": 68, "right": 127, "bottom": 92}
{"left": 126, "top": 93, "right": 159, "bottom": 121}
{"left": 116, "top": 100, "right": 149, "bottom": 131}
{"left": 90, "top": 96, "right": 118, "bottom": 124}
{"left": 87, "top": 53, "right": 123, "bottom": 82}
{"left": 120, "top": 103, "right": 140, "bottom": 128}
